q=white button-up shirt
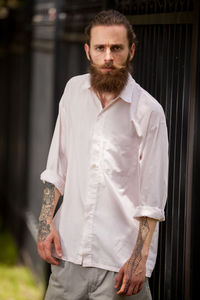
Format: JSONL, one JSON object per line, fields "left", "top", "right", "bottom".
{"left": 40, "top": 73, "right": 168, "bottom": 277}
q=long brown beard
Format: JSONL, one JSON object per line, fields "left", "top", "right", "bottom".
{"left": 89, "top": 59, "right": 130, "bottom": 96}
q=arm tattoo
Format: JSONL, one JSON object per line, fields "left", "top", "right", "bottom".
{"left": 124, "top": 217, "right": 150, "bottom": 291}
{"left": 38, "top": 182, "right": 56, "bottom": 242}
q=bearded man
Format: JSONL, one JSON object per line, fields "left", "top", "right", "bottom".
{"left": 37, "top": 10, "right": 168, "bottom": 300}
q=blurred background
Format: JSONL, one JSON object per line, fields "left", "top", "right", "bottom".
{"left": 0, "top": 0, "right": 199, "bottom": 299}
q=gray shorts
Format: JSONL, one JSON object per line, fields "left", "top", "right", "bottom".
{"left": 45, "top": 260, "right": 152, "bottom": 300}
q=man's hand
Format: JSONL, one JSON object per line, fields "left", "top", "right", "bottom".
{"left": 115, "top": 255, "right": 146, "bottom": 295}
{"left": 115, "top": 217, "right": 157, "bottom": 296}
{"left": 37, "top": 222, "right": 62, "bottom": 265}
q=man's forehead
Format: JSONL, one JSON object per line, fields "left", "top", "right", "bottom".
{"left": 90, "top": 25, "right": 128, "bottom": 45}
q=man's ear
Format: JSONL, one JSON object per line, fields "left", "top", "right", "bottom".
{"left": 129, "top": 43, "right": 135, "bottom": 61}
{"left": 84, "top": 43, "right": 90, "bottom": 61}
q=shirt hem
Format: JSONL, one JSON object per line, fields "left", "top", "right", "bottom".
{"left": 59, "top": 255, "right": 152, "bottom": 277}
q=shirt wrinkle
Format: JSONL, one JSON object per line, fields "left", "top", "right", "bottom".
{"left": 40, "top": 73, "right": 168, "bottom": 278}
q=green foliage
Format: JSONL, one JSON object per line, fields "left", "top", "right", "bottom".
{"left": 0, "top": 231, "right": 44, "bottom": 300}
{"left": 0, "top": 265, "right": 44, "bottom": 300}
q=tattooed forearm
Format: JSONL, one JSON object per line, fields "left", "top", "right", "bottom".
{"left": 124, "top": 217, "right": 150, "bottom": 290}
{"left": 116, "top": 217, "right": 157, "bottom": 295}
{"left": 38, "top": 221, "right": 50, "bottom": 242}
{"left": 38, "top": 182, "right": 56, "bottom": 242}
{"left": 39, "top": 182, "right": 56, "bottom": 220}
{"left": 130, "top": 217, "right": 150, "bottom": 269}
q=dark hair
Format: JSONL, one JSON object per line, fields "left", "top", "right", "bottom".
{"left": 85, "top": 10, "right": 137, "bottom": 49}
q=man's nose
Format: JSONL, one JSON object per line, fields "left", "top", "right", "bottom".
{"left": 104, "top": 48, "right": 113, "bottom": 61}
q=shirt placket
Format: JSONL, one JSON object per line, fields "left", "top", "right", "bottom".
{"left": 79, "top": 110, "right": 105, "bottom": 265}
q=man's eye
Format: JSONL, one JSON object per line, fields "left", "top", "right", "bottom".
{"left": 112, "top": 46, "right": 121, "bottom": 51}
{"left": 96, "top": 46, "right": 104, "bottom": 51}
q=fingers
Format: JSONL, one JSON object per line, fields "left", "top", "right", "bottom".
{"left": 126, "top": 283, "right": 135, "bottom": 296}
{"left": 129, "top": 284, "right": 140, "bottom": 296}
{"left": 136, "top": 281, "right": 144, "bottom": 294}
{"left": 37, "top": 232, "right": 62, "bottom": 265}
{"left": 116, "top": 275, "right": 130, "bottom": 295}
{"left": 116, "top": 274, "right": 145, "bottom": 296}
{"left": 115, "top": 267, "right": 124, "bottom": 289}
{"left": 38, "top": 240, "right": 59, "bottom": 265}
{"left": 44, "top": 240, "right": 59, "bottom": 265}
{"left": 54, "top": 233, "right": 62, "bottom": 258}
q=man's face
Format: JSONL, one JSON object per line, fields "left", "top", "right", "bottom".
{"left": 85, "top": 25, "right": 135, "bottom": 72}
{"left": 84, "top": 25, "right": 135, "bottom": 95}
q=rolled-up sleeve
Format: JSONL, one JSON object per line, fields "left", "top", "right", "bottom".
{"left": 40, "top": 102, "right": 68, "bottom": 195}
{"left": 134, "top": 109, "right": 169, "bottom": 221}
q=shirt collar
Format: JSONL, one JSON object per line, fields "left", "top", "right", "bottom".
{"left": 118, "top": 73, "right": 135, "bottom": 103}
{"left": 82, "top": 73, "right": 136, "bottom": 104}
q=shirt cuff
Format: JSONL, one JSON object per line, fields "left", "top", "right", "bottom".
{"left": 40, "top": 170, "right": 65, "bottom": 195}
{"left": 133, "top": 205, "right": 165, "bottom": 221}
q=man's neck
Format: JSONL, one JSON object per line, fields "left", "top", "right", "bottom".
{"left": 96, "top": 92, "right": 116, "bottom": 108}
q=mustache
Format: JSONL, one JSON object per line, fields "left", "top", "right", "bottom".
{"left": 90, "top": 62, "right": 115, "bottom": 69}
{"left": 101, "top": 62, "right": 115, "bottom": 69}
{"left": 90, "top": 62, "right": 127, "bottom": 71}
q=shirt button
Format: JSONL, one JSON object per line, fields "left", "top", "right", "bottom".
{"left": 91, "top": 164, "right": 98, "bottom": 169}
